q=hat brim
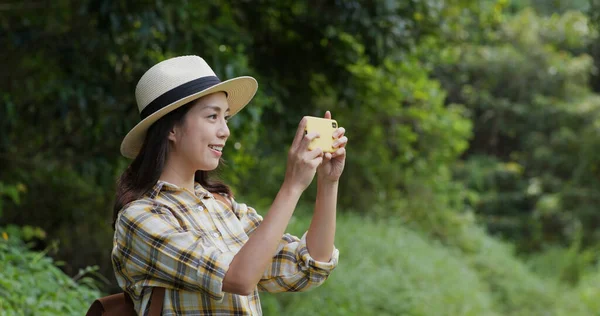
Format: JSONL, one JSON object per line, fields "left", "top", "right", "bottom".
{"left": 120, "top": 76, "right": 258, "bottom": 159}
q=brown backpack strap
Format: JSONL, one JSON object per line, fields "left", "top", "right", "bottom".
{"left": 86, "top": 287, "right": 165, "bottom": 316}
{"left": 86, "top": 293, "right": 134, "bottom": 316}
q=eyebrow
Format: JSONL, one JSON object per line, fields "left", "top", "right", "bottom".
{"left": 202, "top": 105, "right": 230, "bottom": 113}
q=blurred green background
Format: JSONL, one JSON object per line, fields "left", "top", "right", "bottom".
{"left": 2, "top": 0, "right": 600, "bottom": 315}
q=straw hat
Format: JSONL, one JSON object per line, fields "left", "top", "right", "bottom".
{"left": 120, "top": 55, "right": 258, "bottom": 158}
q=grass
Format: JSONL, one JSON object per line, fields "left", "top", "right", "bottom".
{"left": 0, "top": 239, "right": 102, "bottom": 316}
{"left": 260, "top": 212, "right": 600, "bottom": 316}
{"left": 1, "top": 210, "right": 599, "bottom": 315}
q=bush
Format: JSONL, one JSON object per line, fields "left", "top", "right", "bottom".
{"left": 435, "top": 8, "right": 600, "bottom": 252}
{"left": 258, "top": 212, "right": 597, "bottom": 315}
{"left": 261, "top": 213, "right": 494, "bottom": 315}
{"left": 0, "top": 236, "right": 102, "bottom": 315}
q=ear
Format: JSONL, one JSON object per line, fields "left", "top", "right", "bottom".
{"left": 168, "top": 126, "right": 178, "bottom": 142}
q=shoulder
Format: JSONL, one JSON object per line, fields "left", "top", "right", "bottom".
{"left": 228, "top": 196, "right": 262, "bottom": 220}
{"left": 118, "top": 197, "right": 175, "bottom": 223}
{"left": 213, "top": 192, "right": 233, "bottom": 209}
{"left": 115, "top": 198, "right": 188, "bottom": 240}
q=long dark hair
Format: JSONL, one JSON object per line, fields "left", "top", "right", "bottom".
{"left": 113, "top": 100, "right": 232, "bottom": 228}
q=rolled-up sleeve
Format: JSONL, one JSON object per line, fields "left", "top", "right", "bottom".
{"left": 112, "top": 201, "right": 234, "bottom": 302}
{"left": 257, "top": 232, "right": 339, "bottom": 293}
{"left": 230, "top": 199, "right": 339, "bottom": 293}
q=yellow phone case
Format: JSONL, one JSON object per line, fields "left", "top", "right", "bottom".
{"left": 304, "top": 116, "right": 338, "bottom": 153}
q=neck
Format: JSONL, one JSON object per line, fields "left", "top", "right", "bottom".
{"left": 159, "top": 155, "right": 196, "bottom": 192}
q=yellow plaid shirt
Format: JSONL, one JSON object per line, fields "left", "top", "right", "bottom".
{"left": 112, "top": 180, "right": 339, "bottom": 315}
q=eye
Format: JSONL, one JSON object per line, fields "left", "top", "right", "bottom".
{"left": 208, "top": 114, "right": 218, "bottom": 120}
{"left": 225, "top": 115, "right": 231, "bottom": 121}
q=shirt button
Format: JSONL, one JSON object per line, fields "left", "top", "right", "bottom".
{"left": 213, "top": 232, "right": 219, "bottom": 238}
{"left": 197, "top": 206, "right": 203, "bottom": 211}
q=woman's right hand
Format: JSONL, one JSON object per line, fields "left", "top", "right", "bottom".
{"left": 283, "top": 117, "right": 324, "bottom": 193}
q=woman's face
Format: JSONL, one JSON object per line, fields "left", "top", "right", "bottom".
{"left": 169, "top": 92, "right": 231, "bottom": 171}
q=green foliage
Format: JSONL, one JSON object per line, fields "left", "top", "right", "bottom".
{"left": 224, "top": 0, "right": 482, "bottom": 205}
{"left": 0, "top": 239, "right": 102, "bottom": 315}
{"left": 259, "top": 212, "right": 599, "bottom": 315}
{"left": 2, "top": 163, "right": 117, "bottom": 277}
{"left": 263, "top": 213, "right": 494, "bottom": 315}
{"left": 526, "top": 241, "right": 598, "bottom": 285}
{"left": 2, "top": 0, "right": 600, "bottom": 312}
{"left": 436, "top": 8, "right": 600, "bottom": 251}
{"left": 509, "top": 0, "right": 590, "bottom": 15}
{"left": 309, "top": 37, "right": 479, "bottom": 251}
{"left": 463, "top": 233, "right": 595, "bottom": 315}
{"left": 338, "top": 42, "right": 471, "bottom": 203}
{"left": 0, "top": 183, "right": 24, "bottom": 219}
{"left": 575, "top": 262, "right": 600, "bottom": 312}
{"left": 0, "top": 181, "right": 102, "bottom": 315}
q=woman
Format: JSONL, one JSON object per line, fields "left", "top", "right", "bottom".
{"left": 111, "top": 55, "right": 348, "bottom": 315}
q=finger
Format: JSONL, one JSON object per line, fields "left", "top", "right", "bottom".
{"left": 333, "top": 136, "right": 348, "bottom": 148}
{"left": 300, "top": 132, "right": 320, "bottom": 150}
{"left": 324, "top": 111, "right": 331, "bottom": 119}
{"left": 319, "top": 152, "right": 332, "bottom": 164}
{"left": 292, "top": 117, "right": 309, "bottom": 149}
{"left": 311, "top": 156, "right": 324, "bottom": 168}
{"left": 331, "top": 147, "right": 346, "bottom": 158}
{"left": 306, "top": 147, "right": 323, "bottom": 159}
{"left": 333, "top": 127, "right": 345, "bottom": 138}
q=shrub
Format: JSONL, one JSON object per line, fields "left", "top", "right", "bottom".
{"left": 0, "top": 234, "right": 102, "bottom": 315}
{"left": 436, "top": 8, "right": 600, "bottom": 252}
{"left": 259, "top": 212, "right": 597, "bottom": 315}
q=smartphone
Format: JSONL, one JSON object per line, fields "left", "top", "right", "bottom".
{"left": 304, "top": 116, "right": 338, "bottom": 153}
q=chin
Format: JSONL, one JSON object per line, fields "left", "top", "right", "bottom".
{"left": 207, "top": 165, "right": 219, "bottom": 171}
{"left": 198, "top": 162, "right": 219, "bottom": 171}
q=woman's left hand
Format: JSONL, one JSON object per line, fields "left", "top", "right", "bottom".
{"left": 318, "top": 111, "right": 347, "bottom": 183}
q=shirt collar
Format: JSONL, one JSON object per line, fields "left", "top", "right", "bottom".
{"left": 194, "top": 182, "right": 211, "bottom": 198}
{"left": 149, "top": 180, "right": 211, "bottom": 199}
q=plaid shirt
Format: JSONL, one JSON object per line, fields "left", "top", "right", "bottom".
{"left": 112, "top": 180, "right": 339, "bottom": 315}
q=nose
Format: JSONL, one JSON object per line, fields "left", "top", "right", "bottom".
{"left": 218, "top": 118, "right": 230, "bottom": 139}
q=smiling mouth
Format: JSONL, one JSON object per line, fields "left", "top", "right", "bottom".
{"left": 208, "top": 145, "right": 223, "bottom": 152}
